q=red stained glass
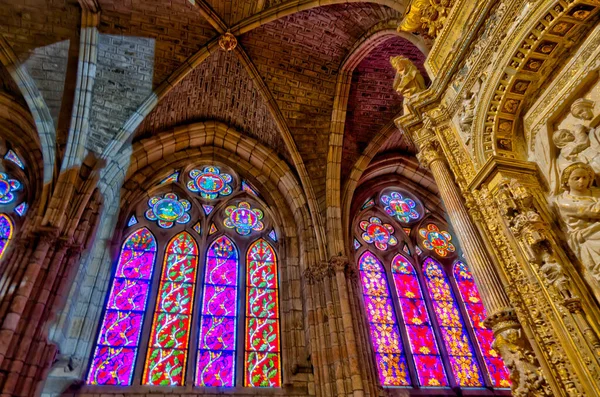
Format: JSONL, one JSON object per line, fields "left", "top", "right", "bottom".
{"left": 245, "top": 352, "right": 281, "bottom": 388}
{"left": 162, "top": 254, "right": 197, "bottom": 283}
{"left": 359, "top": 251, "right": 411, "bottom": 386}
{"left": 148, "top": 313, "right": 191, "bottom": 349}
{"left": 246, "top": 288, "right": 278, "bottom": 318}
{"left": 143, "top": 232, "right": 198, "bottom": 386}
{"left": 87, "top": 228, "right": 156, "bottom": 385}
{"left": 391, "top": 254, "right": 448, "bottom": 387}
{"left": 143, "top": 349, "right": 186, "bottom": 386}
{"left": 454, "top": 261, "right": 510, "bottom": 388}
{"left": 196, "top": 236, "right": 239, "bottom": 387}
{"left": 245, "top": 240, "right": 281, "bottom": 387}
{"left": 246, "top": 318, "right": 279, "bottom": 351}
{"left": 423, "top": 258, "right": 483, "bottom": 387}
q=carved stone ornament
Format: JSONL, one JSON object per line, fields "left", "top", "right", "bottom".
{"left": 390, "top": 56, "right": 425, "bottom": 98}
{"left": 416, "top": 138, "right": 444, "bottom": 169}
{"left": 397, "top": 0, "right": 453, "bottom": 40}
{"left": 218, "top": 32, "right": 237, "bottom": 52}
{"left": 555, "top": 162, "right": 600, "bottom": 283}
{"left": 329, "top": 255, "right": 348, "bottom": 273}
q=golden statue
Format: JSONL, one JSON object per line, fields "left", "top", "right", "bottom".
{"left": 390, "top": 56, "right": 426, "bottom": 98}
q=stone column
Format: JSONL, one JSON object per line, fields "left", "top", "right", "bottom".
{"left": 415, "top": 135, "right": 552, "bottom": 396}
{"left": 416, "top": 136, "right": 511, "bottom": 315}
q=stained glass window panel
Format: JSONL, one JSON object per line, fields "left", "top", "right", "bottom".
{"left": 245, "top": 239, "right": 281, "bottom": 387}
{"left": 454, "top": 261, "right": 510, "bottom": 388}
{"left": 196, "top": 236, "right": 239, "bottom": 387}
{"left": 87, "top": 228, "right": 157, "bottom": 385}
{"left": 391, "top": 254, "right": 448, "bottom": 387}
{"left": 143, "top": 232, "right": 198, "bottom": 386}
{"left": 359, "top": 251, "right": 411, "bottom": 386}
{"left": 0, "top": 214, "right": 12, "bottom": 260}
{"left": 423, "top": 258, "right": 483, "bottom": 387}
{"left": 4, "top": 150, "right": 24, "bottom": 169}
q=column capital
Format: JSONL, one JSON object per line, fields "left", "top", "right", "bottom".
{"left": 329, "top": 255, "right": 349, "bottom": 273}
{"left": 484, "top": 307, "right": 520, "bottom": 334}
{"left": 416, "top": 138, "right": 445, "bottom": 169}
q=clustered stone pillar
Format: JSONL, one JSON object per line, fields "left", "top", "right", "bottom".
{"left": 414, "top": 134, "right": 551, "bottom": 396}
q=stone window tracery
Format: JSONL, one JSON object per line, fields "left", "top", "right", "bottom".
{"left": 87, "top": 165, "right": 281, "bottom": 388}
{"left": 353, "top": 188, "right": 510, "bottom": 391}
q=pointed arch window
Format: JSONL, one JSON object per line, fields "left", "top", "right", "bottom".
{"left": 353, "top": 188, "right": 510, "bottom": 391}
{"left": 0, "top": 214, "right": 13, "bottom": 260}
{"left": 88, "top": 165, "right": 283, "bottom": 388}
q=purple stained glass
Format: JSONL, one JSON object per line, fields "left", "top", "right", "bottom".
{"left": 358, "top": 251, "right": 411, "bottom": 386}
{"left": 14, "top": 202, "right": 26, "bottom": 216}
{"left": 454, "top": 261, "right": 510, "bottom": 388}
{"left": 4, "top": 150, "right": 24, "bottom": 169}
{"left": 196, "top": 236, "right": 239, "bottom": 387}
{"left": 87, "top": 228, "right": 157, "bottom": 385}
{"left": 88, "top": 347, "right": 137, "bottom": 385}
{"left": 423, "top": 257, "right": 483, "bottom": 387}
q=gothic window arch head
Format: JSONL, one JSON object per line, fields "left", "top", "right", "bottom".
{"left": 352, "top": 185, "right": 510, "bottom": 391}
{"left": 88, "top": 163, "right": 282, "bottom": 388}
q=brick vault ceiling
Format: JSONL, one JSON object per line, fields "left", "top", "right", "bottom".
{"left": 1, "top": 0, "right": 427, "bottom": 189}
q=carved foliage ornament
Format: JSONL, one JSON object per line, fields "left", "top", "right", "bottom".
{"left": 398, "top": 0, "right": 454, "bottom": 39}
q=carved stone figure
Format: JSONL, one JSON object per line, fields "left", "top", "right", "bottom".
{"left": 556, "top": 162, "right": 600, "bottom": 282}
{"left": 552, "top": 98, "right": 600, "bottom": 186}
{"left": 390, "top": 56, "right": 425, "bottom": 98}
{"left": 397, "top": 0, "right": 453, "bottom": 39}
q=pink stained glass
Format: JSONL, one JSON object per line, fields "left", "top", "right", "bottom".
{"left": 358, "top": 251, "right": 411, "bottom": 386}
{"left": 196, "top": 236, "right": 239, "bottom": 387}
{"left": 87, "top": 228, "right": 157, "bottom": 386}
{"left": 391, "top": 254, "right": 448, "bottom": 387}
{"left": 245, "top": 240, "right": 281, "bottom": 387}
{"left": 0, "top": 214, "right": 12, "bottom": 260}
{"left": 454, "top": 261, "right": 510, "bottom": 388}
{"left": 143, "top": 232, "right": 198, "bottom": 386}
{"left": 423, "top": 257, "right": 483, "bottom": 387}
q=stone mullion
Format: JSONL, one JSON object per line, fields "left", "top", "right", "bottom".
{"left": 416, "top": 139, "right": 511, "bottom": 316}
{"left": 331, "top": 257, "right": 364, "bottom": 397}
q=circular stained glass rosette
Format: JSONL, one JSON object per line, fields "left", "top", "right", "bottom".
{"left": 419, "top": 224, "right": 455, "bottom": 257}
{"left": 187, "top": 166, "right": 233, "bottom": 199}
{"left": 381, "top": 192, "right": 420, "bottom": 223}
{"left": 359, "top": 216, "right": 398, "bottom": 251}
{"left": 223, "top": 201, "right": 264, "bottom": 235}
{"left": 0, "top": 173, "right": 21, "bottom": 205}
{"left": 145, "top": 193, "right": 191, "bottom": 229}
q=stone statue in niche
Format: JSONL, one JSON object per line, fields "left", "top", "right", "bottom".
{"left": 555, "top": 162, "right": 600, "bottom": 282}
{"left": 457, "top": 77, "right": 482, "bottom": 145}
{"left": 552, "top": 98, "right": 600, "bottom": 185}
{"left": 390, "top": 56, "right": 425, "bottom": 98}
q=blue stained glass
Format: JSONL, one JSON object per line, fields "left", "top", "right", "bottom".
{"left": 268, "top": 229, "right": 277, "bottom": 242}
{"left": 241, "top": 181, "right": 258, "bottom": 196}
{"left": 4, "top": 150, "right": 24, "bottom": 169}
{"left": 14, "top": 202, "right": 27, "bottom": 216}
{"left": 127, "top": 215, "right": 138, "bottom": 227}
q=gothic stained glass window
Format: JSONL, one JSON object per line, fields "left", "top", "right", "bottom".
{"left": 0, "top": 214, "right": 12, "bottom": 260}
{"left": 391, "top": 254, "right": 448, "bottom": 387}
{"left": 88, "top": 228, "right": 157, "bottom": 385}
{"left": 244, "top": 239, "right": 281, "bottom": 387}
{"left": 196, "top": 236, "right": 239, "bottom": 387}
{"left": 423, "top": 257, "right": 484, "bottom": 387}
{"left": 359, "top": 251, "right": 411, "bottom": 386}
{"left": 454, "top": 261, "right": 510, "bottom": 388}
{"left": 143, "top": 232, "right": 199, "bottom": 386}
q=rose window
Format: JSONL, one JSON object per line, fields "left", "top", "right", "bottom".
{"left": 381, "top": 192, "right": 420, "bottom": 223}
{"left": 223, "top": 201, "right": 264, "bottom": 235}
{"left": 0, "top": 173, "right": 21, "bottom": 205}
{"left": 419, "top": 224, "right": 455, "bottom": 257}
{"left": 360, "top": 216, "right": 398, "bottom": 251}
{"left": 145, "top": 193, "right": 191, "bottom": 228}
{"left": 187, "top": 166, "right": 233, "bottom": 199}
